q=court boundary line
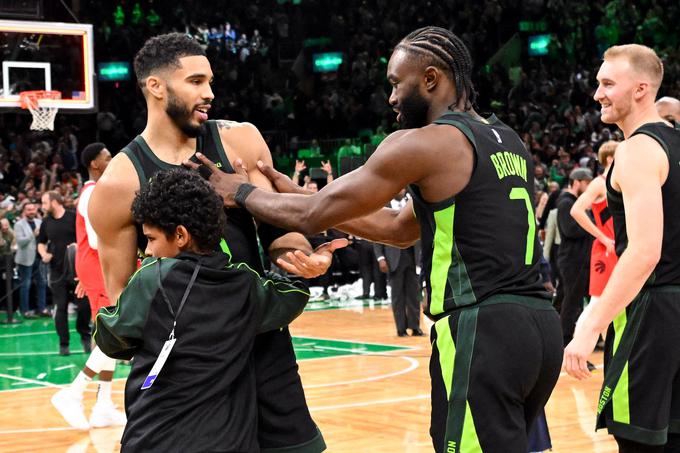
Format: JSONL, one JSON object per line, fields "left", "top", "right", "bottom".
{"left": 0, "top": 336, "right": 426, "bottom": 393}
{"left": 1, "top": 353, "right": 420, "bottom": 393}
{"left": 0, "top": 373, "right": 62, "bottom": 389}
{"left": 294, "top": 334, "right": 421, "bottom": 351}
{"left": 306, "top": 356, "right": 419, "bottom": 389}
{"left": 0, "top": 330, "right": 60, "bottom": 339}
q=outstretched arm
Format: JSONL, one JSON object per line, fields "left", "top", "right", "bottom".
{"left": 255, "top": 160, "right": 420, "bottom": 248}
{"left": 570, "top": 177, "right": 614, "bottom": 254}
{"left": 189, "top": 128, "right": 434, "bottom": 238}
{"left": 217, "top": 121, "right": 347, "bottom": 278}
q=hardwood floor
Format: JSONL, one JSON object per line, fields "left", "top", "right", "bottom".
{"left": 0, "top": 303, "right": 618, "bottom": 452}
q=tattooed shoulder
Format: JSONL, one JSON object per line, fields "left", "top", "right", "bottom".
{"left": 216, "top": 119, "right": 241, "bottom": 130}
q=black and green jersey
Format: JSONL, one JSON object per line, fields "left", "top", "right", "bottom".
{"left": 94, "top": 251, "right": 310, "bottom": 452}
{"left": 606, "top": 122, "right": 680, "bottom": 287}
{"left": 121, "top": 120, "right": 264, "bottom": 273}
{"left": 411, "top": 111, "right": 548, "bottom": 318}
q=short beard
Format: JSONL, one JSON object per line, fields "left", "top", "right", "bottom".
{"left": 398, "top": 89, "right": 430, "bottom": 129}
{"left": 166, "top": 87, "right": 206, "bottom": 138}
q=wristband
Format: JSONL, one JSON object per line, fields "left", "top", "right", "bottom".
{"left": 234, "top": 183, "right": 256, "bottom": 208}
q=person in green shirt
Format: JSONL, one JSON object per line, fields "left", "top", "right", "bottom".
{"left": 95, "top": 168, "right": 310, "bottom": 452}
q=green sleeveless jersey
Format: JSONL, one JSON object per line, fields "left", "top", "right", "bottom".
{"left": 120, "top": 120, "right": 263, "bottom": 273}
{"left": 606, "top": 122, "right": 680, "bottom": 286}
{"left": 411, "top": 111, "right": 549, "bottom": 318}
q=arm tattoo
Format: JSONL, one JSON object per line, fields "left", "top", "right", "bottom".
{"left": 216, "top": 120, "right": 239, "bottom": 130}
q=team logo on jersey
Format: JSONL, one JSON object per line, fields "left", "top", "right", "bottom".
{"left": 491, "top": 129, "right": 502, "bottom": 143}
{"left": 594, "top": 260, "right": 607, "bottom": 274}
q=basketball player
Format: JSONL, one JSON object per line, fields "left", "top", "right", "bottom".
{"left": 570, "top": 141, "right": 617, "bottom": 335}
{"left": 89, "top": 34, "right": 341, "bottom": 452}
{"left": 51, "top": 142, "right": 125, "bottom": 430}
{"left": 655, "top": 96, "right": 680, "bottom": 124}
{"left": 188, "top": 27, "right": 563, "bottom": 453}
{"left": 564, "top": 45, "right": 680, "bottom": 452}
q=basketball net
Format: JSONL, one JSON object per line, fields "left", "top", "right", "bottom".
{"left": 19, "top": 91, "right": 61, "bottom": 131}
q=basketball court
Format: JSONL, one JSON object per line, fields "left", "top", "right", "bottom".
{"left": 0, "top": 13, "right": 640, "bottom": 453}
{"left": 0, "top": 298, "right": 617, "bottom": 452}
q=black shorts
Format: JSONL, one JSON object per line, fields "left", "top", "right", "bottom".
{"left": 430, "top": 296, "right": 562, "bottom": 453}
{"left": 254, "top": 327, "right": 326, "bottom": 452}
{"left": 597, "top": 286, "right": 680, "bottom": 446}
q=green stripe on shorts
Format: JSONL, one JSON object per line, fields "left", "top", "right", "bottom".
{"left": 435, "top": 316, "right": 456, "bottom": 398}
{"left": 438, "top": 309, "right": 482, "bottom": 453}
{"left": 611, "top": 310, "right": 630, "bottom": 424}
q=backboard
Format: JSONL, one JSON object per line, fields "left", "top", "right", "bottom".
{"left": 0, "top": 19, "right": 95, "bottom": 111}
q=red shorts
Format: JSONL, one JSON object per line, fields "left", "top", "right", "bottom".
{"left": 84, "top": 287, "right": 111, "bottom": 321}
{"left": 589, "top": 239, "right": 618, "bottom": 297}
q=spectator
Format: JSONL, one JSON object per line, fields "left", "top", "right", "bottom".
{"left": 656, "top": 96, "right": 680, "bottom": 124}
{"left": 292, "top": 160, "right": 306, "bottom": 186}
{"left": 373, "top": 190, "right": 422, "bottom": 337}
{"left": 320, "top": 160, "right": 334, "bottom": 185}
{"left": 0, "top": 218, "right": 16, "bottom": 316}
{"left": 37, "top": 191, "right": 90, "bottom": 356}
{"left": 14, "top": 202, "right": 48, "bottom": 319}
{"left": 556, "top": 168, "right": 593, "bottom": 345}
{"left": 355, "top": 236, "right": 386, "bottom": 301}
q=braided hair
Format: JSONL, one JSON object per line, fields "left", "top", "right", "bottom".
{"left": 395, "top": 27, "right": 477, "bottom": 111}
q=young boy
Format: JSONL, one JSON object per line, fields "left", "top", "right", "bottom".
{"left": 94, "top": 169, "right": 310, "bottom": 452}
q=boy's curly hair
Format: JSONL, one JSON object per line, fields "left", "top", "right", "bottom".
{"left": 132, "top": 168, "right": 225, "bottom": 252}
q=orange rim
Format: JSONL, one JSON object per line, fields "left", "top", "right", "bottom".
{"left": 19, "top": 90, "right": 62, "bottom": 109}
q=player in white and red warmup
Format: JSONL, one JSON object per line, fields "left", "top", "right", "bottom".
{"left": 51, "top": 142, "right": 126, "bottom": 430}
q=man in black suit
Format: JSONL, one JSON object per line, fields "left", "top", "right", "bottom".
{"left": 355, "top": 237, "right": 387, "bottom": 300}
{"left": 374, "top": 190, "right": 422, "bottom": 337}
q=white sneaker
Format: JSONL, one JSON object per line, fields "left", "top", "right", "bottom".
{"left": 89, "top": 401, "right": 127, "bottom": 428}
{"left": 51, "top": 388, "right": 90, "bottom": 430}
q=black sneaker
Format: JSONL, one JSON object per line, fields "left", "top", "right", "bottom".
{"left": 397, "top": 330, "right": 407, "bottom": 337}
{"left": 38, "top": 310, "right": 52, "bottom": 318}
{"left": 82, "top": 339, "right": 92, "bottom": 354}
{"left": 59, "top": 346, "right": 70, "bottom": 356}
{"left": 22, "top": 312, "right": 38, "bottom": 319}
{"left": 411, "top": 328, "right": 425, "bottom": 337}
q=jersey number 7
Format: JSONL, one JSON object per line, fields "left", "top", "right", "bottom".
{"left": 509, "top": 187, "right": 536, "bottom": 265}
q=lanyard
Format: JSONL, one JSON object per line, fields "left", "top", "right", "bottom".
{"left": 156, "top": 259, "right": 201, "bottom": 340}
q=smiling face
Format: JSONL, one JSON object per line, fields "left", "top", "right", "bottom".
{"left": 593, "top": 58, "right": 638, "bottom": 125}
{"left": 160, "top": 55, "right": 214, "bottom": 137}
{"left": 387, "top": 48, "right": 431, "bottom": 129}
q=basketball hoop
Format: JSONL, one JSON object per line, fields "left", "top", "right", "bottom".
{"left": 19, "top": 90, "right": 62, "bottom": 131}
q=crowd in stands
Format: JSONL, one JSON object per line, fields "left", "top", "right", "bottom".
{"left": 1, "top": 0, "right": 680, "bottom": 313}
